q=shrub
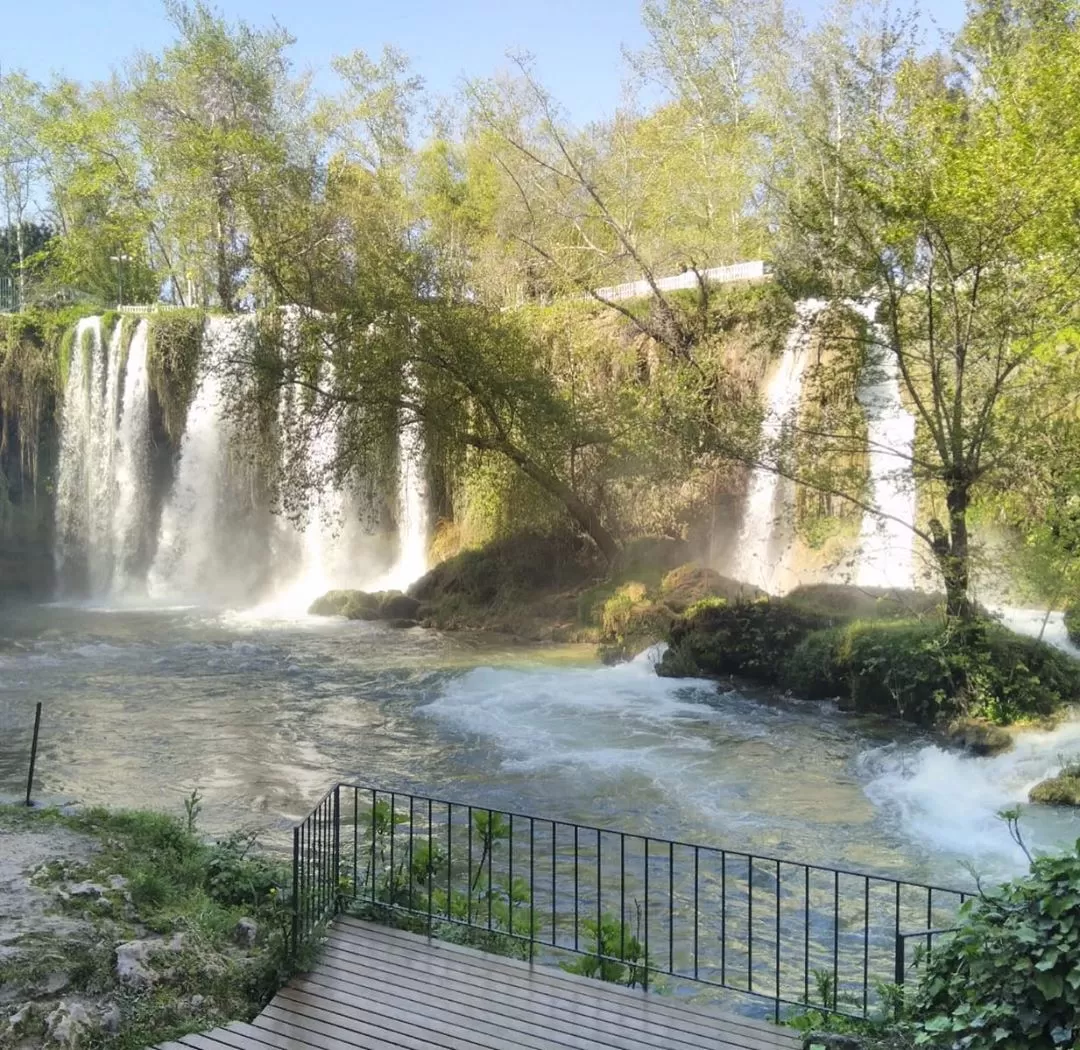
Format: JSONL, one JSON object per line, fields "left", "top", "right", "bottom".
{"left": 784, "top": 625, "right": 847, "bottom": 700}
{"left": 909, "top": 843, "right": 1080, "bottom": 1049}
{"left": 658, "top": 598, "right": 833, "bottom": 681}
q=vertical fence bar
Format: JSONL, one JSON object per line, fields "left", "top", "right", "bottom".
{"left": 389, "top": 793, "right": 396, "bottom": 907}
{"left": 693, "top": 847, "right": 699, "bottom": 980}
{"left": 369, "top": 789, "right": 376, "bottom": 901}
{"left": 833, "top": 870, "right": 840, "bottom": 1003}
{"left": 775, "top": 860, "right": 782, "bottom": 1021}
{"left": 720, "top": 850, "right": 727, "bottom": 986}
{"left": 352, "top": 787, "right": 358, "bottom": 901}
{"left": 643, "top": 837, "right": 649, "bottom": 990}
{"left": 926, "top": 888, "right": 933, "bottom": 956}
{"left": 668, "top": 842, "right": 674, "bottom": 974}
{"left": 509, "top": 814, "right": 515, "bottom": 938}
{"left": 487, "top": 809, "right": 494, "bottom": 931}
{"left": 574, "top": 824, "right": 580, "bottom": 952}
{"left": 409, "top": 795, "right": 415, "bottom": 911}
{"left": 748, "top": 857, "right": 754, "bottom": 992}
{"left": 551, "top": 821, "right": 557, "bottom": 946}
{"left": 529, "top": 817, "right": 535, "bottom": 962}
{"left": 427, "top": 798, "right": 433, "bottom": 934}
{"left": 24, "top": 702, "right": 42, "bottom": 807}
{"left": 863, "top": 878, "right": 870, "bottom": 1017}
{"left": 804, "top": 866, "right": 811, "bottom": 1006}
{"left": 291, "top": 824, "right": 300, "bottom": 957}
{"left": 333, "top": 786, "right": 341, "bottom": 914}
{"left": 596, "top": 828, "right": 602, "bottom": 960}
{"left": 467, "top": 805, "right": 473, "bottom": 926}
{"left": 620, "top": 834, "right": 626, "bottom": 964}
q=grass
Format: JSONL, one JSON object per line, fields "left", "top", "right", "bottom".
{"left": 0, "top": 800, "right": 297, "bottom": 1050}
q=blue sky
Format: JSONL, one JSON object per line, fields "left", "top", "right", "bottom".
{"left": 4, "top": 0, "right": 968, "bottom": 126}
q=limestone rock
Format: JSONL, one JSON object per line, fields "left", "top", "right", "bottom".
{"left": 946, "top": 717, "right": 1013, "bottom": 757}
{"left": 45, "top": 1001, "right": 93, "bottom": 1048}
{"left": 379, "top": 592, "right": 421, "bottom": 620}
{"left": 5, "top": 1002, "right": 34, "bottom": 1036}
{"left": 114, "top": 934, "right": 185, "bottom": 988}
{"left": 233, "top": 917, "right": 258, "bottom": 947}
{"left": 1030, "top": 769, "right": 1080, "bottom": 807}
{"left": 99, "top": 1002, "right": 121, "bottom": 1035}
{"left": 66, "top": 882, "right": 106, "bottom": 899}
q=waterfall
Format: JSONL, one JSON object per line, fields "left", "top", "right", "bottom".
{"left": 729, "top": 299, "right": 826, "bottom": 592}
{"left": 147, "top": 315, "right": 260, "bottom": 602}
{"left": 849, "top": 304, "right": 917, "bottom": 590}
{"left": 54, "top": 318, "right": 154, "bottom": 596}
{"left": 112, "top": 321, "right": 152, "bottom": 592}
{"left": 53, "top": 312, "right": 432, "bottom": 609}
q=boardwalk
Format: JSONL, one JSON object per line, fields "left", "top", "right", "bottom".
{"left": 149, "top": 917, "right": 803, "bottom": 1050}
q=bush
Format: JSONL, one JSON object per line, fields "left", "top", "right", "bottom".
{"left": 660, "top": 597, "right": 1080, "bottom": 724}
{"left": 658, "top": 598, "right": 834, "bottom": 682}
{"left": 909, "top": 844, "right": 1080, "bottom": 1049}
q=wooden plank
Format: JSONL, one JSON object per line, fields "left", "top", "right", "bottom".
{"left": 300, "top": 962, "right": 690, "bottom": 1050}
{"left": 311, "top": 944, "right": 741, "bottom": 1050}
{"left": 330, "top": 920, "right": 798, "bottom": 1048}
{"left": 169, "top": 1031, "right": 271, "bottom": 1050}
{"left": 334, "top": 916, "right": 794, "bottom": 1037}
{"left": 321, "top": 930, "right": 775, "bottom": 1044}
{"left": 280, "top": 983, "right": 572, "bottom": 1050}
{"left": 267, "top": 994, "right": 491, "bottom": 1050}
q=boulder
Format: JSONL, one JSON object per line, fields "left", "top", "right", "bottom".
{"left": 945, "top": 717, "right": 1014, "bottom": 757}
{"left": 114, "top": 934, "right": 184, "bottom": 989}
{"left": 66, "top": 881, "right": 106, "bottom": 899}
{"left": 1030, "top": 769, "right": 1080, "bottom": 807}
{"left": 378, "top": 592, "right": 421, "bottom": 620}
{"left": 44, "top": 1001, "right": 93, "bottom": 1048}
{"left": 233, "top": 917, "right": 258, "bottom": 947}
{"left": 660, "top": 564, "right": 760, "bottom": 611}
{"left": 99, "top": 1002, "right": 121, "bottom": 1035}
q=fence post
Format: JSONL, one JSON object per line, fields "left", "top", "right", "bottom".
{"left": 332, "top": 784, "right": 341, "bottom": 914}
{"left": 894, "top": 933, "right": 906, "bottom": 987}
{"left": 24, "top": 702, "right": 42, "bottom": 806}
{"left": 291, "top": 825, "right": 301, "bottom": 961}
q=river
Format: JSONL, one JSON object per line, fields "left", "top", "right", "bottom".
{"left": 1, "top": 602, "right": 1078, "bottom": 891}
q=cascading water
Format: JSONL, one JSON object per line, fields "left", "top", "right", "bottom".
{"left": 111, "top": 321, "right": 152, "bottom": 592}
{"left": 729, "top": 299, "right": 826, "bottom": 592}
{"left": 849, "top": 303, "right": 917, "bottom": 589}
{"left": 369, "top": 413, "right": 428, "bottom": 593}
{"left": 147, "top": 315, "right": 260, "bottom": 603}
{"left": 54, "top": 318, "right": 155, "bottom": 595}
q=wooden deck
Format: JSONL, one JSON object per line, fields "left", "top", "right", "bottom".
{"left": 150, "top": 917, "right": 802, "bottom": 1050}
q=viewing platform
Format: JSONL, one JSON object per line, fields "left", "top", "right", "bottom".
{"left": 150, "top": 916, "right": 801, "bottom": 1050}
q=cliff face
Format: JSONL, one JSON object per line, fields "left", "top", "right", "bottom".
{"left": 0, "top": 314, "right": 62, "bottom": 598}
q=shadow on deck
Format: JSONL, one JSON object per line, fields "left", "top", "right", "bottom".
{"left": 150, "top": 917, "right": 802, "bottom": 1050}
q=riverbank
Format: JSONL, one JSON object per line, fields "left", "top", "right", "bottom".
{"left": 0, "top": 802, "right": 293, "bottom": 1049}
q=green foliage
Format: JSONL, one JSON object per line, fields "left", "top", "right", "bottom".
{"left": 1066, "top": 605, "right": 1079, "bottom": 646}
{"left": 560, "top": 912, "right": 649, "bottom": 987}
{"left": 146, "top": 309, "right": 206, "bottom": 441}
{"left": 661, "top": 594, "right": 1080, "bottom": 724}
{"left": 909, "top": 842, "right": 1080, "bottom": 1049}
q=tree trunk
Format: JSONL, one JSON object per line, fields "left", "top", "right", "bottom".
{"left": 935, "top": 482, "right": 972, "bottom": 619}
{"left": 468, "top": 434, "right": 619, "bottom": 564}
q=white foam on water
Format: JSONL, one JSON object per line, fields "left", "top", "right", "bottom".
{"left": 422, "top": 647, "right": 730, "bottom": 784}
{"left": 860, "top": 719, "right": 1080, "bottom": 878}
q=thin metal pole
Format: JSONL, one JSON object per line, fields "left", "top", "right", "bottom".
{"left": 24, "top": 702, "right": 41, "bottom": 807}
{"left": 333, "top": 785, "right": 341, "bottom": 914}
{"left": 291, "top": 825, "right": 300, "bottom": 957}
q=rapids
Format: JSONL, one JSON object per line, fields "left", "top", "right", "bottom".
{"left": 2, "top": 603, "right": 1077, "bottom": 890}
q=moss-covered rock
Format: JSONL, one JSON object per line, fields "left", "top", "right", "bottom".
{"left": 1030, "top": 767, "right": 1080, "bottom": 806}
{"left": 379, "top": 592, "right": 421, "bottom": 620}
{"left": 308, "top": 589, "right": 419, "bottom": 622}
{"left": 146, "top": 310, "right": 206, "bottom": 443}
{"left": 659, "top": 564, "right": 760, "bottom": 611}
{"left": 945, "top": 717, "right": 1014, "bottom": 756}
{"left": 660, "top": 588, "right": 1080, "bottom": 725}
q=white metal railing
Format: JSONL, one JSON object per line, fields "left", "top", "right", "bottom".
{"left": 592, "top": 261, "right": 769, "bottom": 303}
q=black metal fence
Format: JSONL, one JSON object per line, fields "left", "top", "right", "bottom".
{"left": 291, "top": 783, "right": 968, "bottom": 1021}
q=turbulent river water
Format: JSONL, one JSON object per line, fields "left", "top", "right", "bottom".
{"left": 3, "top": 603, "right": 1079, "bottom": 891}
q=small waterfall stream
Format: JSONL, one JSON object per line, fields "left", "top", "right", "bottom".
{"left": 850, "top": 304, "right": 917, "bottom": 589}
{"left": 729, "top": 299, "right": 826, "bottom": 592}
